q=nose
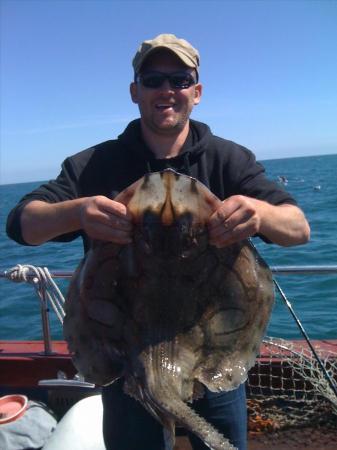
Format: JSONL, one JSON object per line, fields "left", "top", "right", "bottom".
{"left": 158, "top": 78, "right": 175, "bottom": 93}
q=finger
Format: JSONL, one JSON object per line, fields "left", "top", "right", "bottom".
{"left": 209, "top": 199, "right": 258, "bottom": 238}
{"left": 98, "top": 197, "right": 133, "bottom": 221}
{"left": 96, "top": 216, "right": 133, "bottom": 235}
{"left": 108, "top": 213, "right": 133, "bottom": 231}
{"left": 208, "top": 209, "right": 242, "bottom": 238}
{"left": 207, "top": 200, "right": 239, "bottom": 230}
{"left": 86, "top": 222, "right": 133, "bottom": 244}
{"left": 93, "top": 208, "right": 133, "bottom": 231}
{"left": 208, "top": 217, "right": 231, "bottom": 239}
{"left": 209, "top": 222, "right": 256, "bottom": 248}
{"left": 207, "top": 209, "right": 227, "bottom": 230}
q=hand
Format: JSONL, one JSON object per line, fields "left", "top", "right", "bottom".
{"left": 80, "top": 196, "right": 133, "bottom": 244}
{"left": 207, "top": 195, "right": 261, "bottom": 248}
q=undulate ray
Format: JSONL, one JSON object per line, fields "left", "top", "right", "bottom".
{"left": 63, "top": 169, "right": 274, "bottom": 450}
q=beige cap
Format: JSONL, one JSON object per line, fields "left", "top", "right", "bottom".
{"left": 132, "top": 33, "right": 200, "bottom": 74}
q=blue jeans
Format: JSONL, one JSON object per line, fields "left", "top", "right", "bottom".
{"left": 102, "top": 379, "right": 247, "bottom": 450}
{"left": 188, "top": 383, "right": 247, "bottom": 450}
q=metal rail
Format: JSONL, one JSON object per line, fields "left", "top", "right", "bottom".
{"left": 271, "top": 265, "right": 337, "bottom": 274}
{"left": 0, "top": 265, "right": 336, "bottom": 356}
{"left": 2, "top": 265, "right": 337, "bottom": 280}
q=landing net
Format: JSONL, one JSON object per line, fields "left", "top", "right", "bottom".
{"left": 247, "top": 336, "right": 337, "bottom": 433}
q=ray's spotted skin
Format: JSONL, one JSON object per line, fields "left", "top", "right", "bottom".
{"left": 63, "top": 169, "right": 274, "bottom": 450}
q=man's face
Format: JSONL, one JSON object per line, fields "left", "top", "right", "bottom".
{"left": 130, "top": 51, "right": 202, "bottom": 137}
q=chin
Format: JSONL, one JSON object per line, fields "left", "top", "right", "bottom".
{"left": 156, "top": 118, "right": 185, "bottom": 130}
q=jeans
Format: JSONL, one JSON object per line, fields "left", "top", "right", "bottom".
{"left": 187, "top": 383, "right": 247, "bottom": 450}
{"left": 102, "top": 379, "right": 247, "bottom": 450}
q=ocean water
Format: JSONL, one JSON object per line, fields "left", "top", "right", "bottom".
{"left": 0, "top": 154, "right": 336, "bottom": 341}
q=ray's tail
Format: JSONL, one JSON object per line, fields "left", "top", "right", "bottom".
{"left": 143, "top": 379, "right": 237, "bottom": 450}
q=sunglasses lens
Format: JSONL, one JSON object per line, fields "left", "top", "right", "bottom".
{"left": 170, "top": 74, "right": 195, "bottom": 89}
{"left": 141, "top": 74, "right": 166, "bottom": 88}
{"left": 139, "top": 72, "right": 196, "bottom": 89}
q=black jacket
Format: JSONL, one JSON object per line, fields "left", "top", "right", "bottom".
{"left": 6, "top": 119, "right": 296, "bottom": 251}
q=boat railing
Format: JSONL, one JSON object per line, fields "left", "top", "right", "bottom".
{"left": 1, "top": 264, "right": 337, "bottom": 356}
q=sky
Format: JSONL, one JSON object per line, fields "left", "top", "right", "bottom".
{"left": 1, "top": 0, "right": 337, "bottom": 184}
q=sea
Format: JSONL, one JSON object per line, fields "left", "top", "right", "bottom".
{"left": 0, "top": 154, "right": 336, "bottom": 341}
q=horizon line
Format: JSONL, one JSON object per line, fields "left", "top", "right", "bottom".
{"left": 1, "top": 152, "right": 336, "bottom": 187}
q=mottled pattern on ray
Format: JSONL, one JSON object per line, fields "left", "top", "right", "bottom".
{"left": 63, "top": 169, "right": 274, "bottom": 450}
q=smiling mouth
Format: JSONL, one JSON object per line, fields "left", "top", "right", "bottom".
{"left": 155, "top": 103, "right": 176, "bottom": 110}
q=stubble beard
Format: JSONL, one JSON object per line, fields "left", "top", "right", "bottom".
{"left": 147, "top": 108, "right": 191, "bottom": 136}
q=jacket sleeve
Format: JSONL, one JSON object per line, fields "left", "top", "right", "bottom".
{"left": 224, "top": 145, "right": 298, "bottom": 244}
{"left": 6, "top": 157, "right": 83, "bottom": 245}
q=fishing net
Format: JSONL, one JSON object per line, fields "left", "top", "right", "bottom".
{"left": 247, "top": 336, "right": 337, "bottom": 433}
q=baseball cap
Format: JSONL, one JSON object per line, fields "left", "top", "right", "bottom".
{"left": 132, "top": 34, "right": 200, "bottom": 74}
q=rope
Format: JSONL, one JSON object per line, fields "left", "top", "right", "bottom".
{"left": 4, "top": 264, "right": 65, "bottom": 324}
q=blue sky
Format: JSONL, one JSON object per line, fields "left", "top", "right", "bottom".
{"left": 1, "top": 0, "right": 337, "bottom": 184}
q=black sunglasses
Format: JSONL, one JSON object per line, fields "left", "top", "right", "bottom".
{"left": 137, "top": 71, "right": 197, "bottom": 89}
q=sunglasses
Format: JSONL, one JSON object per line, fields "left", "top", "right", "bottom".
{"left": 137, "top": 71, "right": 197, "bottom": 89}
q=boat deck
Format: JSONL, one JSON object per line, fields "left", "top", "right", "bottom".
{"left": 175, "top": 427, "right": 337, "bottom": 450}
{"left": 1, "top": 340, "right": 336, "bottom": 449}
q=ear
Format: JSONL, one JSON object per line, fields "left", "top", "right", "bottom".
{"left": 193, "top": 83, "right": 202, "bottom": 106}
{"left": 130, "top": 82, "right": 138, "bottom": 104}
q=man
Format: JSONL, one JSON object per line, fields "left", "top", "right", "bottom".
{"left": 7, "top": 34, "right": 310, "bottom": 450}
